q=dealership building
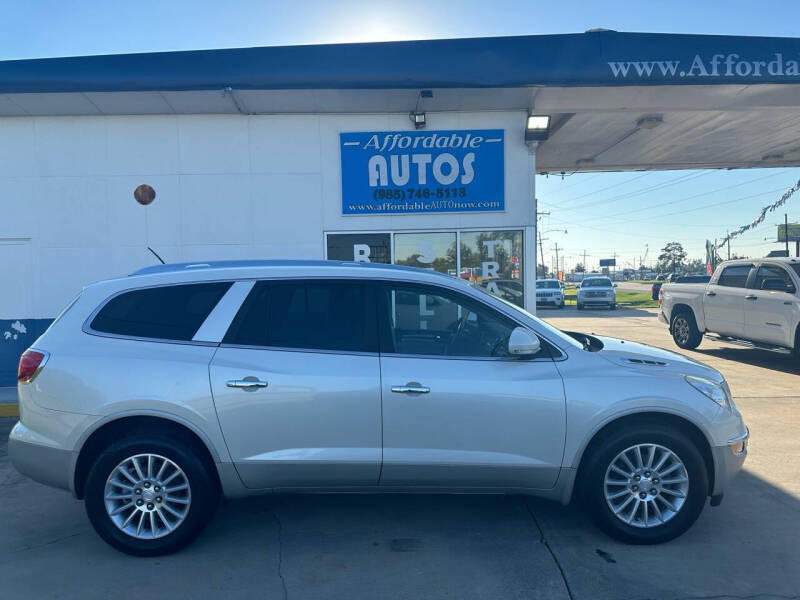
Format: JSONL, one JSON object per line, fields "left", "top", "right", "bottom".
{"left": 1, "top": 30, "right": 800, "bottom": 385}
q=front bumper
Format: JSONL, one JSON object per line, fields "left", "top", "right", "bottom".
{"left": 8, "top": 422, "right": 74, "bottom": 492}
{"left": 536, "top": 297, "right": 563, "bottom": 306}
{"left": 579, "top": 297, "right": 615, "bottom": 305}
{"left": 710, "top": 426, "right": 749, "bottom": 500}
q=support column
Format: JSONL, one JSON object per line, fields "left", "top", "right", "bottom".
{"left": 523, "top": 149, "right": 537, "bottom": 315}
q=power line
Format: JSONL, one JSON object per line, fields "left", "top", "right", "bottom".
{"left": 588, "top": 170, "right": 791, "bottom": 221}
{"left": 558, "top": 172, "right": 652, "bottom": 203}
{"left": 547, "top": 171, "right": 711, "bottom": 213}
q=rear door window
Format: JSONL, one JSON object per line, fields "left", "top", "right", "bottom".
{"left": 223, "top": 279, "right": 377, "bottom": 353}
{"left": 753, "top": 265, "right": 795, "bottom": 292}
{"left": 90, "top": 282, "right": 232, "bottom": 341}
{"left": 716, "top": 265, "right": 753, "bottom": 287}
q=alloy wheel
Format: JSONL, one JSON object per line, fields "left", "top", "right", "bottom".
{"left": 104, "top": 453, "right": 192, "bottom": 539}
{"left": 603, "top": 443, "right": 690, "bottom": 528}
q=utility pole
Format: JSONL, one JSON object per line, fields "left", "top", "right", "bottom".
{"left": 552, "top": 243, "right": 562, "bottom": 279}
{"left": 727, "top": 231, "right": 731, "bottom": 260}
{"left": 583, "top": 249, "right": 587, "bottom": 272}
{"left": 536, "top": 210, "right": 550, "bottom": 280}
{"left": 785, "top": 214, "right": 790, "bottom": 256}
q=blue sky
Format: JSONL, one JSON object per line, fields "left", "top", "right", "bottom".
{"left": 3, "top": 0, "right": 800, "bottom": 270}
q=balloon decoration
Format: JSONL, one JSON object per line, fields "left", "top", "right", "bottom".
{"left": 717, "top": 179, "right": 800, "bottom": 249}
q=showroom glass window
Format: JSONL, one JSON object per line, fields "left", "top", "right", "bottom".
{"left": 379, "top": 283, "right": 516, "bottom": 358}
{"left": 460, "top": 230, "right": 524, "bottom": 307}
{"left": 393, "top": 232, "right": 457, "bottom": 276}
{"left": 224, "top": 280, "right": 376, "bottom": 352}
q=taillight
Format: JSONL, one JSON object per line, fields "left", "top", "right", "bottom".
{"left": 658, "top": 287, "right": 664, "bottom": 306}
{"left": 18, "top": 349, "right": 48, "bottom": 384}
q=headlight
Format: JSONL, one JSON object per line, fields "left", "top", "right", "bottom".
{"left": 685, "top": 375, "right": 730, "bottom": 408}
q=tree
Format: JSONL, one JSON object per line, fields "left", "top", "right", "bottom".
{"left": 657, "top": 242, "right": 687, "bottom": 274}
{"left": 537, "top": 263, "right": 550, "bottom": 278}
{"left": 684, "top": 258, "right": 705, "bottom": 274}
{"left": 574, "top": 262, "right": 586, "bottom": 273}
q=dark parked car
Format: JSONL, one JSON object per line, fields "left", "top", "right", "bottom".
{"left": 651, "top": 274, "right": 711, "bottom": 300}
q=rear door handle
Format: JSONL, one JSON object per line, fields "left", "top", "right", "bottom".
{"left": 745, "top": 295, "right": 758, "bottom": 300}
{"left": 391, "top": 383, "right": 430, "bottom": 394}
{"left": 226, "top": 378, "right": 268, "bottom": 389}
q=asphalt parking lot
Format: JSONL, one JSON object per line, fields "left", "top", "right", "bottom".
{"left": 1, "top": 306, "right": 798, "bottom": 600}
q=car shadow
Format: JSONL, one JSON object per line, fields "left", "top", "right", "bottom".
{"left": 192, "top": 467, "right": 800, "bottom": 600}
{"left": 691, "top": 345, "right": 799, "bottom": 374}
{"left": 542, "top": 306, "right": 658, "bottom": 319}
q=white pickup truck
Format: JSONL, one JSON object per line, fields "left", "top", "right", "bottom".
{"left": 659, "top": 257, "right": 800, "bottom": 356}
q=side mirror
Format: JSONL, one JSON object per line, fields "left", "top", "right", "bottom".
{"left": 508, "top": 327, "right": 541, "bottom": 356}
{"left": 613, "top": 283, "right": 618, "bottom": 287}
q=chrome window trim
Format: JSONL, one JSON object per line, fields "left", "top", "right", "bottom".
{"left": 218, "top": 343, "right": 379, "bottom": 358}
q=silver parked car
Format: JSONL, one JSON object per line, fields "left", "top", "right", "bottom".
{"left": 9, "top": 261, "right": 748, "bottom": 555}
{"left": 577, "top": 276, "right": 617, "bottom": 310}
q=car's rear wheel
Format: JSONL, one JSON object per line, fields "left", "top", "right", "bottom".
{"left": 610, "top": 302, "right": 617, "bottom": 310}
{"left": 671, "top": 310, "right": 702, "bottom": 349}
{"left": 84, "top": 435, "right": 218, "bottom": 556}
{"left": 581, "top": 425, "right": 708, "bottom": 544}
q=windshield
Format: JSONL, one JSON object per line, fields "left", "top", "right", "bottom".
{"left": 472, "top": 284, "right": 584, "bottom": 349}
{"left": 582, "top": 278, "right": 612, "bottom": 287}
{"left": 538, "top": 281, "right": 560, "bottom": 289}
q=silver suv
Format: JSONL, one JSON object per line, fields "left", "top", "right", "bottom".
{"left": 9, "top": 261, "right": 748, "bottom": 555}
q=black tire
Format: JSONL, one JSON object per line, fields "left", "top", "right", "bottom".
{"left": 558, "top": 302, "right": 565, "bottom": 309}
{"left": 84, "top": 434, "right": 219, "bottom": 556}
{"left": 577, "top": 303, "right": 584, "bottom": 310}
{"left": 610, "top": 302, "right": 617, "bottom": 310}
{"left": 580, "top": 424, "right": 708, "bottom": 544}
{"left": 670, "top": 309, "right": 702, "bottom": 350}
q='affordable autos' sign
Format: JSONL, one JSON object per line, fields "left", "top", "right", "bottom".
{"left": 340, "top": 130, "right": 504, "bottom": 215}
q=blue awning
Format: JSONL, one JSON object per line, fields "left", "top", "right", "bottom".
{"left": 1, "top": 30, "right": 800, "bottom": 93}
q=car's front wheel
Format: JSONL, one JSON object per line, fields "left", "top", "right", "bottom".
{"left": 84, "top": 434, "right": 219, "bottom": 556}
{"left": 581, "top": 424, "right": 708, "bottom": 544}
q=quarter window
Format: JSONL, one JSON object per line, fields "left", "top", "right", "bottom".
{"left": 716, "top": 265, "right": 753, "bottom": 287}
{"left": 223, "top": 280, "right": 375, "bottom": 353}
{"left": 379, "top": 284, "right": 518, "bottom": 358}
{"left": 90, "top": 282, "right": 232, "bottom": 341}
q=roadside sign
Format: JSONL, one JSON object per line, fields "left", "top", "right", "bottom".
{"left": 599, "top": 258, "right": 616, "bottom": 267}
{"left": 777, "top": 223, "right": 800, "bottom": 242}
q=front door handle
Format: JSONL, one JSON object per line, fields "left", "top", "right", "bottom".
{"left": 226, "top": 378, "right": 268, "bottom": 389}
{"left": 745, "top": 295, "right": 758, "bottom": 300}
{"left": 705, "top": 291, "right": 716, "bottom": 296}
{"left": 391, "top": 383, "right": 430, "bottom": 394}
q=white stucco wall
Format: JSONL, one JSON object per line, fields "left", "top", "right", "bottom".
{"left": 0, "top": 110, "right": 534, "bottom": 320}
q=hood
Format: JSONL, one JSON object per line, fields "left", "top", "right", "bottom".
{"left": 594, "top": 335, "right": 724, "bottom": 383}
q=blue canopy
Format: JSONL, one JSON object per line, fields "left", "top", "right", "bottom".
{"left": 1, "top": 30, "right": 800, "bottom": 93}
